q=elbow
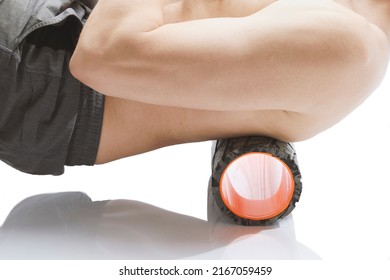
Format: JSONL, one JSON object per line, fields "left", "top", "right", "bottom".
{"left": 69, "top": 49, "right": 87, "bottom": 84}
{"left": 69, "top": 30, "right": 147, "bottom": 92}
{"left": 69, "top": 38, "right": 118, "bottom": 91}
{"left": 69, "top": 41, "right": 99, "bottom": 88}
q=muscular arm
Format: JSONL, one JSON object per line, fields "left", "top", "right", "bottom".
{"left": 70, "top": 0, "right": 387, "bottom": 112}
{"left": 163, "top": 0, "right": 276, "bottom": 22}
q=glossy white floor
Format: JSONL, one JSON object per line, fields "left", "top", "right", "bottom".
{"left": 1, "top": 69, "right": 390, "bottom": 261}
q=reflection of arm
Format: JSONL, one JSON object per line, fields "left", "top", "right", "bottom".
{"left": 70, "top": 0, "right": 385, "bottom": 111}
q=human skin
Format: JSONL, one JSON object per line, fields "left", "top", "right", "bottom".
{"left": 70, "top": 0, "right": 389, "bottom": 164}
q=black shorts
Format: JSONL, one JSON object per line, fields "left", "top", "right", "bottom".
{"left": 0, "top": 0, "right": 104, "bottom": 175}
{"left": 66, "top": 84, "right": 104, "bottom": 169}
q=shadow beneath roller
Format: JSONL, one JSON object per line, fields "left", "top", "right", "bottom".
{"left": 0, "top": 188, "right": 319, "bottom": 259}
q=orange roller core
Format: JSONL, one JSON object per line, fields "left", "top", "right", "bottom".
{"left": 219, "top": 152, "right": 295, "bottom": 220}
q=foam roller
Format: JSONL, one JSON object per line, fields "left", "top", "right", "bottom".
{"left": 210, "top": 136, "right": 302, "bottom": 226}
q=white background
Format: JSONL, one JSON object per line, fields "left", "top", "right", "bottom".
{"left": 0, "top": 65, "right": 390, "bottom": 261}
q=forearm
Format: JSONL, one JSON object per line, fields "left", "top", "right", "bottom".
{"left": 71, "top": 0, "right": 268, "bottom": 88}
{"left": 163, "top": 0, "right": 276, "bottom": 23}
{"left": 84, "top": 0, "right": 165, "bottom": 32}
{"left": 79, "top": 0, "right": 272, "bottom": 34}
{"left": 70, "top": 0, "right": 167, "bottom": 85}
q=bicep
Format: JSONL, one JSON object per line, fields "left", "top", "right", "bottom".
{"left": 71, "top": 1, "right": 377, "bottom": 111}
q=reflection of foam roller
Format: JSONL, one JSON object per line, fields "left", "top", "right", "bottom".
{"left": 211, "top": 136, "right": 302, "bottom": 226}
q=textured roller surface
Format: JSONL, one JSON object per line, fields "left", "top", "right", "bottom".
{"left": 210, "top": 136, "right": 302, "bottom": 226}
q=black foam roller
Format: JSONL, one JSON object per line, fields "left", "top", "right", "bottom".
{"left": 210, "top": 136, "right": 302, "bottom": 226}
